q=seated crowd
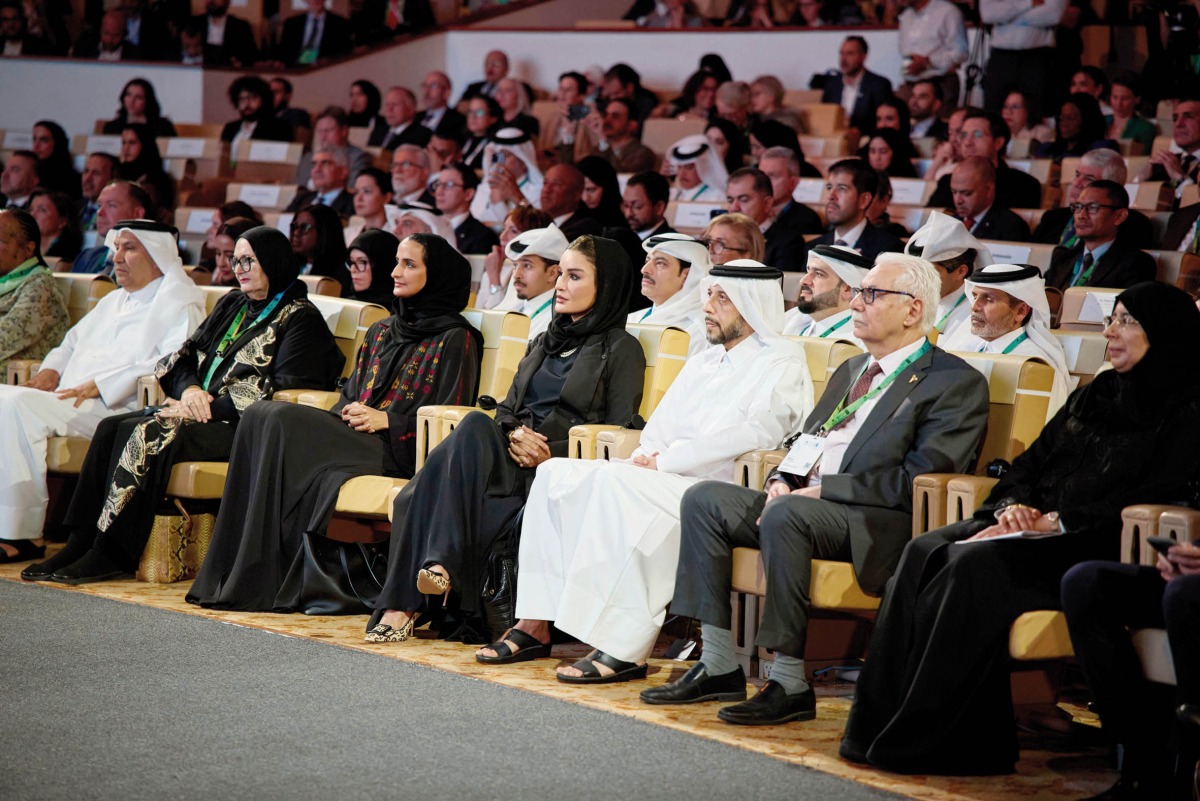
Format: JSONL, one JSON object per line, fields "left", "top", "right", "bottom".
{"left": 3, "top": 31, "right": 1200, "bottom": 801}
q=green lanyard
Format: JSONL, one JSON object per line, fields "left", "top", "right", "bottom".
{"left": 639, "top": 307, "right": 654, "bottom": 322}
{"left": 201, "top": 292, "right": 285, "bottom": 389}
{"left": 936, "top": 293, "right": 966, "bottom": 332}
{"left": 529, "top": 297, "right": 553, "bottom": 321}
{"left": 978, "top": 331, "right": 1028, "bottom": 354}
{"left": 688, "top": 184, "right": 709, "bottom": 201}
{"left": 1072, "top": 252, "right": 1098, "bottom": 287}
{"left": 821, "top": 340, "right": 930, "bottom": 433}
{"left": 819, "top": 315, "right": 851, "bottom": 338}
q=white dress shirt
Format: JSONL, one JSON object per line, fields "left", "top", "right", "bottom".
{"left": 898, "top": 0, "right": 968, "bottom": 79}
{"left": 981, "top": 0, "right": 1067, "bottom": 50}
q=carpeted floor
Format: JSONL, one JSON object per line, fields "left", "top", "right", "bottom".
{"left": 0, "top": 566, "right": 1118, "bottom": 800}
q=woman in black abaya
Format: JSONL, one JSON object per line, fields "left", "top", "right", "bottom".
{"left": 840, "top": 282, "right": 1200, "bottom": 776}
{"left": 345, "top": 229, "right": 399, "bottom": 307}
{"left": 365, "top": 235, "right": 647, "bottom": 643}
{"left": 187, "top": 233, "right": 483, "bottom": 612}
{"left": 23, "top": 226, "right": 343, "bottom": 584}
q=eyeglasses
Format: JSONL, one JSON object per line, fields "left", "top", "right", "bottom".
{"left": 431, "top": 181, "right": 463, "bottom": 192}
{"left": 1070, "top": 202, "right": 1119, "bottom": 215}
{"left": 468, "top": 109, "right": 490, "bottom": 118}
{"left": 703, "top": 238, "right": 749, "bottom": 255}
{"left": 346, "top": 258, "right": 372, "bottom": 273}
{"left": 1103, "top": 313, "right": 1141, "bottom": 329}
{"left": 230, "top": 256, "right": 258, "bottom": 273}
{"left": 851, "top": 286, "right": 916, "bottom": 304}
{"left": 955, "top": 130, "right": 989, "bottom": 141}
{"left": 391, "top": 160, "right": 420, "bottom": 171}
{"left": 291, "top": 223, "right": 313, "bottom": 234}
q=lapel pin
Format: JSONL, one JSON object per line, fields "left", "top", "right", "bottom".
{"left": 908, "top": 375, "right": 919, "bottom": 384}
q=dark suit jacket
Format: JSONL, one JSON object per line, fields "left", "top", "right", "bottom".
{"left": 968, "top": 207, "right": 1031, "bottom": 242}
{"left": 928, "top": 161, "right": 1043, "bottom": 211}
{"left": 912, "top": 117, "right": 949, "bottom": 140}
{"left": 1034, "top": 206, "right": 1154, "bottom": 249}
{"left": 771, "top": 345, "right": 990, "bottom": 594}
{"left": 220, "top": 116, "right": 293, "bottom": 143}
{"left": 69, "top": 246, "right": 111, "bottom": 274}
{"left": 190, "top": 13, "right": 258, "bottom": 67}
{"left": 641, "top": 220, "right": 676, "bottom": 239}
{"left": 72, "top": 37, "right": 142, "bottom": 60}
{"left": 819, "top": 70, "right": 893, "bottom": 133}
{"left": 813, "top": 223, "right": 904, "bottom": 262}
{"left": 421, "top": 108, "right": 466, "bottom": 140}
{"left": 494, "top": 328, "right": 646, "bottom": 458}
{"left": 368, "top": 122, "right": 432, "bottom": 150}
{"left": 1162, "top": 203, "right": 1200, "bottom": 251}
{"left": 279, "top": 11, "right": 351, "bottom": 66}
{"left": 287, "top": 188, "right": 355, "bottom": 219}
{"left": 460, "top": 79, "right": 536, "bottom": 108}
{"left": 764, "top": 202, "right": 817, "bottom": 272}
{"left": 350, "top": 0, "right": 434, "bottom": 45}
{"left": 455, "top": 214, "right": 499, "bottom": 255}
{"left": 1044, "top": 242, "right": 1158, "bottom": 291}
{"left": 559, "top": 211, "right": 604, "bottom": 242}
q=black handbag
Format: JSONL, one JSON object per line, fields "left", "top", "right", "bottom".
{"left": 275, "top": 532, "right": 387, "bottom": 616}
{"left": 480, "top": 507, "right": 523, "bottom": 641}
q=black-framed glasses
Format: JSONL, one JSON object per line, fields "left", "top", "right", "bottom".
{"left": 431, "top": 180, "right": 463, "bottom": 192}
{"left": 1103, "top": 313, "right": 1141, "bottom": 329}
{"left": 346, "top": 258, "right": 371, "bottom": 273}
{"left": 1070, "top": 202, "right": 1119, "bottom": 215}
{"left": 703, "top": 238, "right": 749, "bottom": 255}
{"left": 851, "top": 286, "right": 916, "bottom": 304}
{"left": 230, "top": 256, "right": 258, "bottom": 273}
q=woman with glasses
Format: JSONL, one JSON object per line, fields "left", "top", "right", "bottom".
{"left": 701, "top": 212, "right": 765, "bottom": 266}
{"left": 290, "top": 205, "right": 352, "bottom": 296}
{"left": 463, "top": 96, "right": 502, "bottom": 170}
{"left": 188, "top": 233, "right": 484, "bottom": 612}
{"left": 22, "top": 227, "right": 343, "bottom": 584}
{"left": 842, "top": 282, "right": 1200, "bottom": 776}
{"left": 1000, "top": 90, "right": 1053, "bottom": 153}
{"left": 345, "top": 229, "right": 399, "bottom": 306}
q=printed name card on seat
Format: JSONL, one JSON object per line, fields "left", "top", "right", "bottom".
{"left": 233, "top": 141, "right": 304, "bottom": 183}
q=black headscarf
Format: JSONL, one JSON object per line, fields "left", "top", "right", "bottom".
{"left": 347, "top": 229, "right": 400, "bottom": 307}
{"left": 240, "top": 226, "right": 302, "bottom": 311}
{"left": 34, "top": 121, "right": 81, "bottom": 198}
{"left": 348, "top": 80, "right": 384, "bottom": 129}
{"left": 390, "top": 233, "right": 474, "bottom": 345}
{"left": 576, "top": 156, "right": 628, "bottom": 229}
{"left": 706, "top": 118, "right": 747, "bottom": 173}
{"left": 540, "top": 235, "right": 634, "bottom": 357}
{"left": 751, "top": 119, "right": 807, "bottom": 167}
{"left": 297, "top": 204, "right": 352, "bottom": 294}
{"left": 1072, "top": 281, "right": 1200, "bottom": 426}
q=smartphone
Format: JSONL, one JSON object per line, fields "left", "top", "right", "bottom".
{"left": 1147, "top": 535, "right": 1179, "bottom": 555}
{"left": 567, "top": 104, "right": 591, "bottom": 122}
{"left": 492, "top": 150, "right": 506, "bottom": 166}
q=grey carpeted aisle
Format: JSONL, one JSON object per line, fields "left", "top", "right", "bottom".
{"left": 0, "top": 581, "right": 901, "bottom": 801}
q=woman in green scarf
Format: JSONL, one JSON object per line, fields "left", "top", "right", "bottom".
{"left": 0, "top": 209, "right": 69, "bottom": 376}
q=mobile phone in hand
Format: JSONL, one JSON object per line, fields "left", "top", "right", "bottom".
{"left": 1147, "top": 535, "right": 1179, "bottom": 555}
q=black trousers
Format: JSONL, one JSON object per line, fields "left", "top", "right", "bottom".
{"left": 983, "top": 46, "right": 1054, "bottom": 114}
{"left": 673, "top": 480, "right": 853, "bottom": 659}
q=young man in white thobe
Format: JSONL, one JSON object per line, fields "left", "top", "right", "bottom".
{"left": 782, "top": 245, "right": 869, "bottom": 348}
{"left": 937, "top": 262, "right": 1072, "bottom": 418}
{"left": 626, "top": 233, "right": 711, "bottom": 356}
{"left": 904, "top": 211, "right": 992, "bottom": 343}
{"left": 475, "top": 260, "right": 814, "bottom": 683}
{"left": 498, "top": 225, "right": 567, "bottom": 341}
{"left": 666, "top": 134, "right": 728, "bottom": 204}
{"left": 0, "top": 220, "right": 205, "bottom": 563}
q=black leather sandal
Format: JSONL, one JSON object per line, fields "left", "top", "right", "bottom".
{"left": 556, "top": 649, "right": 648, "bottom": 685}
{"left": 0, "top": 539, "right": 46, "bottom": 565}
{"left": 476, "top": 628, "right": 551, "bottom": 664}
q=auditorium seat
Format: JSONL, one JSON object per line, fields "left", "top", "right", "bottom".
{"left": 1050, "top": 329, "right": 1109, "bottom": 388}
{"left": 978, "top": 240, "right": 1057, "bottom": 273}
{"left": 1059, "top": 286, "right": 1121, "bottom": 332}
{"left": 225, "top": 182, "right": 299, "bottom": 211}
{"left": 298, "top": 275, "right": 342, "bottom": 297}
{"left": 157, "top": 137, "right": 230, "bottom": 182}
{"left": 642, "top": 118, "right": 707, "bottom": 158}
{"left": 798, "top": 104, "right": 845, "bottom": 137}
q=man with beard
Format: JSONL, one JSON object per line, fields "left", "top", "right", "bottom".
{"left": 811, "top": 159, "right": 904, "bottom": 261}
{"left": 187, "top": 0, "right": 257, "bottom": 67}
{"left": 219, "top": 76, "right": 293, "bottom": 145}
{"left": 782, "top": 245, "right": 868, "bottom": 347}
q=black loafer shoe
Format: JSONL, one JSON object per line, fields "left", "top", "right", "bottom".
{"left": 639, "top": 662, "right": 747, "bottom": 705}
{"left": 838, "top": 739, "right": 870, "bottom": 764}
{"left": 21, "top": 541, "right": 91, "bottom": 581}
{"left": 717, "top": 680, "right": 816, "bottom": 726}
{"left": 49, "top": 549, "right": 133, "bottom": 585}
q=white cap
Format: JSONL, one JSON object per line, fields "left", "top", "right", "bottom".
{"left": 905, "top": 210, "right": 993, "bottom": 273}
{"left": 505, "top": 225, "right": 569, "bottom": 262}
{"left": 642, "top": 232, "right": 711, "bottom": 271}
{"left": 808, "top": 244, "right": 872, "bottom": 289}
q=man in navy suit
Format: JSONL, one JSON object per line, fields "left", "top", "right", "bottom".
{"left": 812, "top": 159, "right": 904, "bottom": 261}
{"left": 820, "top": 36, "right": 895, "bottom": 134}
{"left": 948, "top": 158, "right": 1032, "bottom": 242}
{"left": 1044, "top": 181, "right": 1157, "bottom": 291}
{"left": 188, "top": 0, "right": 257, "bottom": 67}
{"left": 278, "top": 0, "right": 350, "bottom": 67}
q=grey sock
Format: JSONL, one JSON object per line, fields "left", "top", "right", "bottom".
{"left": 699, "top": 623, "right": 739, "bottom": 675}
{"left": 768, "top": 654, "right": 810, "bottom": 694}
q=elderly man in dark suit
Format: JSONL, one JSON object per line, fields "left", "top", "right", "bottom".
{"left": 949, "top": 157, "right": 1031, "bottom": 242}
{"left": 820, "top": 36, "right": 894, "bottom": 134}
{"left": 285, "top": 146, "right": 354, "bottom": 219}
{"left": 811, "top": 159, "right": 904, "bottom": 261}
{"left": 1163, "top": 202, "right": 1200, "bottom": 252}
{"left": 643, "top": 253, "right": 990, "bottom": 725}
{"left": 278, "top": 0, "right": 350, "bottom": 66}
{"left": 1044, "top": 180, "right": 1157, "bottom": 291}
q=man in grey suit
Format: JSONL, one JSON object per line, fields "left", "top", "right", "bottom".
{"left": 641, "top": 253, "right": 990, "bottom": 725}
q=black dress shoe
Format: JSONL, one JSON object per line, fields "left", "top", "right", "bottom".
{"left": 21, "top": 540, "right": 91, "bottom": 581}
{"left": 49, "top": 549, "right": 133, "bottom": 585}
{"left": 838, "top": 739, "right": 870, "bottom": 764}
{"left": 717, "top": 680, "right": 816, "bottom": 726}
{"left": 639, "top": 662, "right": 747, "bottom": 705}
{"left": 1178, "top": 703, "right": 1200, "bottom": 731}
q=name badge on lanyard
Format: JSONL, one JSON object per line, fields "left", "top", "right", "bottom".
{"left": 778, "top": 433, "right": 825, "bottom": 477}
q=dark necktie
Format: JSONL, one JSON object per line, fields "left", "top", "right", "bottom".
{"left": 835, "top": 362, "right": 884, "bottom": 430}
{"left": 303, "top": 16, "right": 319, "bottom": 50}
{"left": 834, "top": 238, "right": 848, "bottom": 247}
{"left": 1073, "top": 251, "right": 1095, "bottom": 287}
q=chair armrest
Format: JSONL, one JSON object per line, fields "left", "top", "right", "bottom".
{"left": 273, "top": 389, "right": 340, "bottom": 410}
{"left": 440, "top": 407, "right": 494, "bottom": 444}
{"left": 911, "top": 473, "right": 989, "bottom": 537}
{"left": 137, "top": 375, "right": 164, "bottom": 409}
{"left": 595, "top": 428, "right": 643, "bottom": 460}
{"left": 6, "top": 359, "right": 41, "bottom": 385}
{"left": 1120, "top": 504, "right": 1195, "bottom": 566}
{"left": 568, "top": 424, "right": 623, "bottom": 459}
{"left": 945, "top": 475, "right": 998, "bottom": 527}
{"left": 414, "top": 405, "right": 490, "bottom": 470}
{"left": 733, "top": 449, "right": 787, "bottom": 490}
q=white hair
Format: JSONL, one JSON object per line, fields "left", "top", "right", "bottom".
{"left": 874, "top": 252, "right": 941, "bottom": 334}
{"left": 1080, "top": 148, "right": 1128, "bottom": 184}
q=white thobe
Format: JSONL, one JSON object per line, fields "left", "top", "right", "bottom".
{"left": 516, "top": 288, "right": 555, "bottom": 340}
{"left": 627, "top": 301, "right": 706, "bottom": 356}
{"left": 782, "top": 307, "right": 864, "bottom": 347}
{"left": 516, "top": 333, "right": 814, "bottom": 663}
{"left": 941, "top": 325, "right": 1072, "bottom": 419}
{"left": 935, "top": 286, "right": 971, "bottom": 341}
{"left": 669, "top": 183, "right": 724, "bottom": 203}
{"left": 0, "top": 277, "right": 204, "bottom": 540}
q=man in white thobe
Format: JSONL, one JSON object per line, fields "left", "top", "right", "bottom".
{"left": 0, "top": 220, "right": 204, "bottom": 561}
{"left": 627, "top": 233, "right": 711, "bottom": 356}
{"left": 938, "top": 262, "right": 1072, "bottom": 418}
{"left": 782, "top": 245, "right": 868, "bottom": 349}
{"left": 666, "top": 135, "right": 728, "bottom": 204}
{"left": 475, "top": 260, "right": 814, "bottom": 682}
{"left": 495, "top": 225, "right": 567, "bottom": 340}
{"left": 904, "top": 210, "right": 992, "bottom": 343}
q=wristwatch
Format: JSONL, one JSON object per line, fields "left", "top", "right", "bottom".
{"left": 489, "top": 284, "right": 500, "bottom": 295}
{"left": 1046, "top": 511, "right": 1063, "bottom": 532}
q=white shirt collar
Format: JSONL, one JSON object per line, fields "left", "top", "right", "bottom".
{"left": 553, "top": 212, "right": 572, "bottom": 227}
{"left": 520, "top": 287, "right": 556, "bottom": 318}
{"left": 449, "top": 212, "right": 468, "bottom": 228}
{"left": 719, "top": 331, "right": 768, "bottom": 366}
{"left": 124, "top": 275, "right": 164, "bottom": 304}
{"left": 979, "top": 326, "right": 1025, "bottom": 352}
{"left": 872, "top": 335, "right": 927, "bottom": 375}
{"left": 834, "top": 217, "right": 868, "bottom": 246}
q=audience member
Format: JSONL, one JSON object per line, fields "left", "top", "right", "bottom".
{"left": 70, "top": 181, "right": 152, "bottom": 274}
{"left": 793, "top": 0, "right": 865, "bottom": 26}
{"left": 349, "top": 0, "right": 433, "bottom": 45}
{"left": 347, "top": 79, "right": 385, "bottom": 131}
{"left": 220, "top": 75, "right": 293, "bottom": 145}
{"left": 351, "top": 167, "right": 393, "bottom": 231}
{"left": 867, "top": 171, "right": 912, "bottom": 239}
{"left": 500, "top": 225, "right": 567, "bottom": 336}
{"left": 197, "top": 200, "right": 261, "bottom": 270}
{"left": 0, "top": 208, "right": 70, "bottom": 375}
{"left": 1035, "top": 93, "right": 1119, "bottom": 161}
{"left": 750, "top": 75, "right": 805, "bottom": 132}
{"left": 980, "top": 0, "right": 1066, "bottom": 112}
{"left": 860, "top": 128, "right": 919, "bottom": 178}
{"left": 364, "top": 235, "right": 644, "bottom": 643}
{"left": 588, "top": 98, "right": 656, "bottom": 174}
{"left": 714, "top": 80, "right": 753, "bottom": 133}
{"left": 31, "top": 121, "right": 80, "bottom": 199}
{"left": 388, "top": 144, "right": 434, "bottom": 206}
{"left": 625, "top": 233, "right": 710, "bottom": 344}
{"left": 904, "top": 210, "right": 992, "bottom": 340}
{"left": 666, "top": 134, "right": 728, "bottom": 203}
{"left": 1034, "top": 148, "right": 1153, "bottom": 249}
{"left": 749, "top": 119, "right": 821, "bottom": 176}
{"left": 187, "top": 233, "right": 484, "bottom": 611}
{"left": 948, "top": 157, "right": 1032, "bottom": 241}
{"left": 476, "top": 206, "right": 552, "bottom": 310}
{"left": 270, "top": 77, "right": 312, "bottom": 144}
{"left": 73, "top": 9, "right": 140, "bottom": 60}
{"left": 897, "top": 0, "right": 966, "bottom": 109}
{"left": 179, "top": 21, "right": 204, "bottom": 65}
{"left": 622, "top": 171, "right": 674, "bottom": 240}
{"left": 207, "top": 216, "right": 256, "bottom": 287}
{"left": 841, "top": 282, "right": 1200, "bottom": 775}
{"left": 425, "top": 129, "right": 464, "bottom": 177}
{"left": 1, "top": 151, "right": 40, "bottom": 210}
{"left": 657, "top": 70, "right": 720, "bottom": 120}
{"left": 345, "top": 228, "right": 402, "bottom": 306}
{"left": 418, "top": 71, "right": 465, "bottom": 139}
{"left": 704, "top": 212, "right": 765, "bottom": 265}
{"left": 781, "top": 244, "right": 870, "bottom": 344}
{"left": 726, "top": 166, "right": 808, "bottom": 272}
{"left": 636, "top": 0, "right": 704, "bottom": 27}
{"left": 602, "top": 63, "right": 658, "bottom": 122}
{"left": 927, "top": 109, "right": 1043, "bottom": 210}
{"left": 487, "top": 260, "right": 813, "bottom": 682}
{"left": 907, "top": 79, "right": 947, "bottom": 139}
{"left": 758, "top": 146, "right": 822, "bottom": 232}
{"left": 77, "top": 154, "right": 118, "bottom": 234}
{"left": 495, "top": 76, "right": 540, "bottom": 138}
{"left": 289, "top": 204, "right": 352, "bottom": 292}
{"left": 287, "top": 146, "right": 355, "bottom": 218}
{"left": 462, "top": 95, "right": 502, "bottom": 170}
{"left": 369, "top": 86, "right": 429, "bottom": 150}
{"left": 1105, "top": 71, "right": 1156, "bottom": 155}
{"left": 813, "top": 159, "right": 904, "bottom": 260}
{"left": 1135, "top": 98, "right": 1200, "bottom": 207}
{"left": 279, "top": 0, "right": 351, "bottom": 66}
{"left": 1000, "top": 89, "right": 1053, "bottom": 151}
{"left": 873, "top": 97, "right": 912, "bottom": 139}
{"left": 927, "top": 106, "right": 968, "bottom": 181}
{"left": 434, "top": 162, "right": 497, "bottom": 255}
{"left": 187, "top": 0, "right": 257, "bottom": 67}
{"left": 1044, "top": 180, "right": 1156, "bottom": 290}
{"left": 538, "top": 71, "right": 595, "bottom": 168}
{"left": 725, "top": 0, "right": 790, "bottom": 26}
{"left": 1069, "top": 66, "right": 1111, "bottom": 112}
{"left": 102, "top": 78, "right": 177, "bottom": 137}
{"left": 705, "top": 118, "right": 748, "bottom": 174}
{"left": 0, "top": 219, "right": 205, "bottom": 563}
{"left": 648, "top": 253, "right": 989, "bottom": 724}
{"left": 470, "top": 128, "right": 544, "bottom": 226}
{"left": 117, "top": 124, "right": 174, "bottom": 215}
{"left": 1163, "top": 198, "right": 1200, "bottom": 252}
{"left": 460, "top": 49, "right": 531, "bottom": 105}
{"left": 576, "top": 156, "right": 628, "bottom": 229}
{"left": 29, "top": 189, "right": 81, "bottom": 260}
{"left": 297, "top": 106, "right": 372, "bottom": 187}
{"left": 114, "top": 0, "right": 174, "bottom": 60}
{"left": 0, "top": 0, "right": 51, "bottom": 55}
{"left": 389, "top": 201, "right": 455, "bottom": 243}
{"left": 820, "top": 36, "right": 893, "bottom": 134}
